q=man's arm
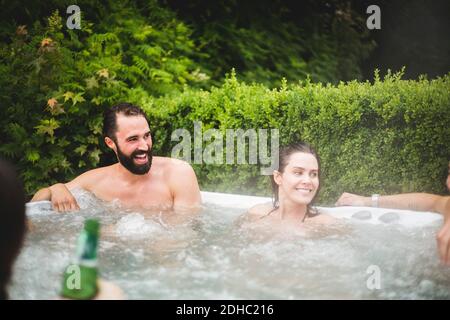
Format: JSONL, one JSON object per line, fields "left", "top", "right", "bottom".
{"left": 168, "top": 160, "right": 202, "bottom": 213}
{"left": 336, "top": 192, "right": 448, "bottom": 214}
{"left": 31, "top": 187, "right": 52, "bottom": 202}
{"left": 30, "top": 172, "right": 92, "bottom": 212}
{"left": 437, "top": 197, "right": 450, "bottom": 265}
{"left": 336, "top": 192, "right": 450, "bottom": 265}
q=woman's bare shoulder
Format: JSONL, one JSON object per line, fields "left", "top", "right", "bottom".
{"left": 234, "top": 202, "right": 273, "bottom": 227}
{"left": 309, "top": 211, "right": 337, "bottom": 225}
{"left": 247, "top": 202, "right": 274, "bottom": 218}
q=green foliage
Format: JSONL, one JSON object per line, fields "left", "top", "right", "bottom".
{"left": 147, "top": 70, "right": 450, "bottom": 204}
{"left": 167, "top": 0, "right": 375, "bottom": 86}
{"left": 0, "top": 4, "right": 208, "bottom": 194}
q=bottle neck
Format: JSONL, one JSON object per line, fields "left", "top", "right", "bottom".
{"left": 76, "top": 229, "right": 98, "bottom": 267}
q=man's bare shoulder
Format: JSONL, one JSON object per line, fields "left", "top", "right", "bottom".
{"left": 155, "top": 156, "right": 192, "bottom": 169}
{"left": 154, "top": 156, "right": 195, "bottom": 177}
{"left": 77, "top": 165, "right": 114, "bottom": 179}
{"left": 153, "top": 157, "right": 201, "bottom": 209}
{"left": 67, "top": 164, "right": 116, "bottom": 189}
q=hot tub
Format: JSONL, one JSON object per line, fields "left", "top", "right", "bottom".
{"left": 9, "top": 189, "right": 450, "bottom": 299}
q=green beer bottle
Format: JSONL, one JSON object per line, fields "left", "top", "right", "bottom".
{"left": 61, "top": 219, "right": 100, "bottom": 299}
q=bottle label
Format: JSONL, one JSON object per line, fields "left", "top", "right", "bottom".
{"left": 76, "top": 230, "right": 98, "bottom": 266}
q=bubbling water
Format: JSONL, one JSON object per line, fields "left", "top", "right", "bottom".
{"left": 9, "top": 189, "right": 450, "bottom": 299}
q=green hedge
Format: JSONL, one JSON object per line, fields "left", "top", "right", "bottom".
{"left": 147, "top": 70, "right": 450, "bottom": 204}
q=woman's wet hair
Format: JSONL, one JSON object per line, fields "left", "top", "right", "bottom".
{"left": 270, "top": 142, "right": 321, "bottom": 219}
{"left": 0, "top": 160, "right": 26, "bottom": 300}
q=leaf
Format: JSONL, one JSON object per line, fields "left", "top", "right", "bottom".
{"left": 26, "top": 150, "right": 40, "bottom": 163}
{"left": 85, "top": 77, "right": 99, "bottom": 89}
{"left": 35, "top": 119, "right": 60, "bottom": 137}
{"left": 91, "top": 97, "right": 102, "bottom": 105}
{"left": 63, "top": 91, "right": 75, "bottom": 102}
{"left": 7, "top": 123, "right": 27, "bottom": 142}
{"left": 89, "top": 148, "right": 101, "bottom": 164}
{"left": 72, "top": 92, "right": 85, "bottom": 106}
{"left": 74, "top": 145, "right": 87, "bottom": 156}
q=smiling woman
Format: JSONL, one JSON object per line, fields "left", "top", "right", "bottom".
{"left": 243, "top": 142, "right": 334, "bottom": 230}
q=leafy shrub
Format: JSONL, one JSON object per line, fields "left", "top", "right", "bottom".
{"left": 148, "top": 70, "right": 450, "bottom": 204}
{"left": 0, "top": 6, "right": 208, "bottom": 195}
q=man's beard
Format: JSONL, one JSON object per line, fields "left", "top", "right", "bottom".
{"left": 116, "top": 145, "right": 153, "bottom": 175}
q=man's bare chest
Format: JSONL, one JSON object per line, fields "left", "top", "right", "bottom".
{"left": 90, "top": 179, "right": 173, "bottom": 209}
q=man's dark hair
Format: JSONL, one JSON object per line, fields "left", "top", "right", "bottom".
{"left": 0, "top": 160, "right": 26, "bottom": 300}
{"left": 103, "top": 103, "right": 148, "bottom": 141}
